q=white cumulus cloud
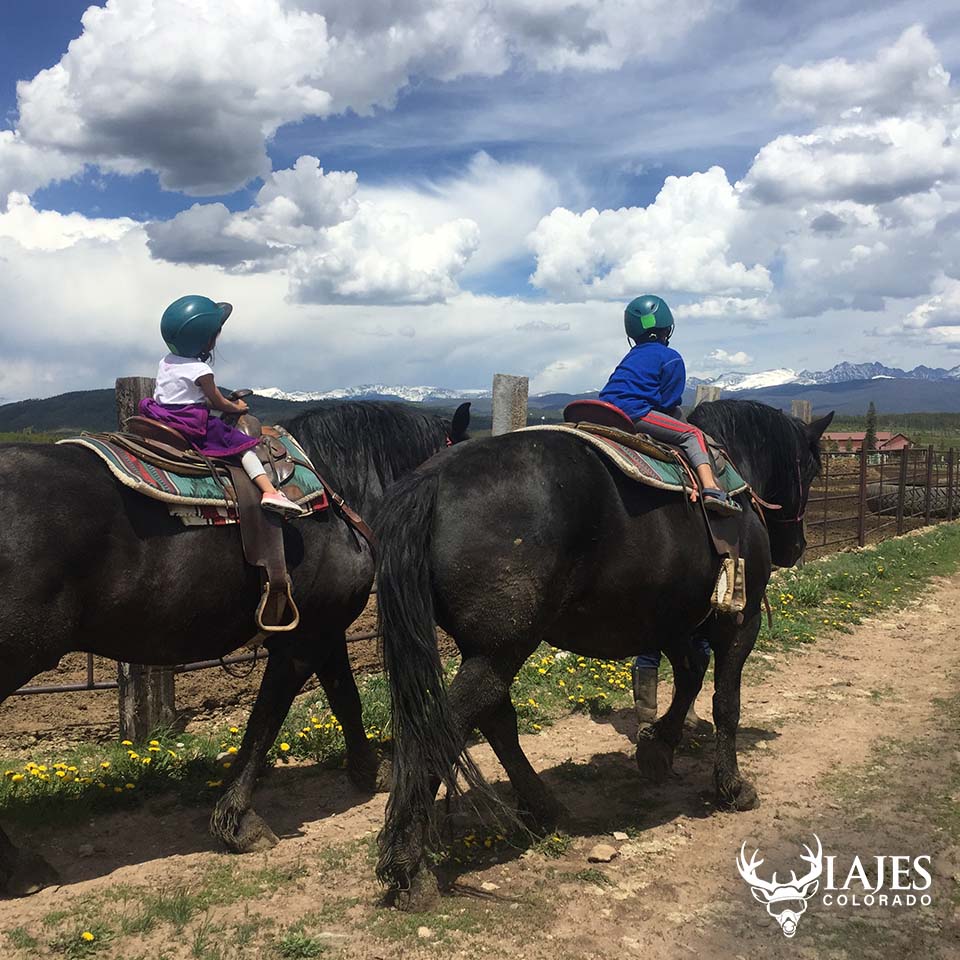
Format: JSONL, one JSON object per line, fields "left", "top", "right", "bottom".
{"left": 773, "top": 26, "right": 951, "bottom": 119}
{"left": 3, "top": 0, "right": 717, "bottom": 203}
{"left": 707, "top": 348, "right": 753, "bottom": 367}
{"left": 528, "top": 166, "right": 772, "bottom": 301}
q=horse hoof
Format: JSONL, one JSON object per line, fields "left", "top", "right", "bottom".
{"left": 4, "top": 850, "right": 61, "bottom": 898}
{"left": 635, "top": 735, "right": 674, "bottom": 783}
{"left": 234, "top": 810, "right": 279, "bottom": 853}
{"left": 718, "top": 778, "right": 760, "bottom": 811}
{"left": 348, "top": 757, "right": 392, "bottom": 794}
{"left": 393, "top": 869, "right": 440, "bottom": 912}
{"left": 519, "top": 798, "right": 566, "bottom": 835}
{"left": 373, "top": 758, "right": 393, "bottom": 793}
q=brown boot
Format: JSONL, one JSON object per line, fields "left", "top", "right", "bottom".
{"left": 676, "top": 686, "right": 713, "bottom": 735}
{"left": 633, "top": 666, "right": 658, "bottom": 730}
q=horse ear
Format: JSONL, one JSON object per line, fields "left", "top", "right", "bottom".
{"left": 806, "top": 411, "right": 834, "bottom": 441}
{"left": 451, "top": 402, "right": 471, "bottom": 443}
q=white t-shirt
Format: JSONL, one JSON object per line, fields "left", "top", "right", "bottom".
{"left": 154, "top": 354, "right": 214, "bottom": 405}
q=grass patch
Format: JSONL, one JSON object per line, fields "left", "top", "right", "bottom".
{"left": 5, "top": 927, "right": 39, "bottom": 951}
{"left": 568, "top": 867, "right": 614, "bottom": 886}
{"left": 755, "top": 522, "right": 960, "bottom": 660}
{"left": 26, "top": 859, "right": 306, "bottom": 958}
{"left": 275, "top": 928, "right": 328, "bottom": 958}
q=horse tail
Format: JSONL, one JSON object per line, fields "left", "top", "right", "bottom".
{"left": 375, "top": 467, "right": 492, "bottom": 888}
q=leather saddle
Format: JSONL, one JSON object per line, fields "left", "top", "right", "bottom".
{"left": 562, "top": 400, "right": 733, "bottom": 474}
{"left": 121, "top": 413, "right": 299, "bottom": 634}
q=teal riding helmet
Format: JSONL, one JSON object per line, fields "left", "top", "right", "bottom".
{"left": 624, "top": 295, "right": 674, "bottom": 343}
{"left": 161, "top": 295, "right": 232, "bottom": 360}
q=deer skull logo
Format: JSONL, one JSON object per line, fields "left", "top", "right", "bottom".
{"left": 737, "top": 835, "right": 823, "bottom": 937}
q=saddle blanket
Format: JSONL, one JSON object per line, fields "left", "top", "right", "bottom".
{"left": 518, "top": 424, "right": 749, "bottom": 497}
{"left": 59, "top": 429, "right": 328, "bottom": 524}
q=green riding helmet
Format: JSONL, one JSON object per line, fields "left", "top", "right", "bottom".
{"left": 160, "top": 295, "right": 233, "bottom": 360}
{"left": 624, "top": 295, "right": 674, "bottom": 344}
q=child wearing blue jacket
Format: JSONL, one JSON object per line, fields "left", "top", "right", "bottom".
{"left": 600, "top": 294, "right": 740, "bottom": 516}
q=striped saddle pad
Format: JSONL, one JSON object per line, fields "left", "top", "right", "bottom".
{"left": 517, "top": 424, "right": 749, "bottom": 497}
{"left": 59, "top": 428, "right": 328, "bottom": 526}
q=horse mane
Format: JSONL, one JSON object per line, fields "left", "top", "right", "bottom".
{"left": 280, "top": 401, "right": 449, "bottom": 509}
{"left": 689, "top": 399, "right": 818, "bottom": 507}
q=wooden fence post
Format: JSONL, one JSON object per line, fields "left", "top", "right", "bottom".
{"left": 791, "top": 399, "right": 813, "bottom": 424}
{"left": 491, "top": 374, "right": 529, "bottom": 436}
{"left": 694, "top": 385, "right": 721, "bottom": 407}
{"left": 924, "top": 445, "right": 935, "bottom": 525}
{"left": 115, "top": 376, "right": 177, "bottom": 740}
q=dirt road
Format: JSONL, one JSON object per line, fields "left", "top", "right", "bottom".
{"left": 2, "top": 573, "right": 959, "bottom": 958}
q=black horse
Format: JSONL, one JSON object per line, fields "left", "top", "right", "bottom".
{"left": 374, "top": 400, "right": 832, "bottom": 901}
{"left": 0, "top": 400, "right": 469, "bottom": 897}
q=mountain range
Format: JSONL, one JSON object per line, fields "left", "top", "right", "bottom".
{"left": 254, "top": 362, "right": 960, "bottom": 404}
{"left": 6, "top": 360, "right": 960, "bottom": 433}
{"left": 688, "top": 361, "right": 960, "bottom": 392}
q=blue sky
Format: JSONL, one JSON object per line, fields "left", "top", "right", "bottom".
{"left": 2, "top": 1, "right": 960, "bottom": 400}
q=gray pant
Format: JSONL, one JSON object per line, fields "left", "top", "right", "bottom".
{"left": 634, "top": 409, "right": 711, "bottom": 470}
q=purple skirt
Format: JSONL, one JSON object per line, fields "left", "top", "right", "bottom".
{"left": 139, "top": 399, "right": 259, "bottom": 459}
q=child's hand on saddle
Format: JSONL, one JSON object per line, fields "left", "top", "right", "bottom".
{"left": 231, "top": 399, "right": 250, "bottom": 414}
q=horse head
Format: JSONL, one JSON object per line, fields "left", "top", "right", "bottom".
{"left": 690, "top": 401, "right": 833, "bottom": 568}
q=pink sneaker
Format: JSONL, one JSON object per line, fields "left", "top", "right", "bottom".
{"left": 260, "top": 491, "right": 305, "bottom": 517}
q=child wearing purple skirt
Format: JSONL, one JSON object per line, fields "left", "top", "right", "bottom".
{"left": 140, "top": 295, "right": 303, "bottom": 517}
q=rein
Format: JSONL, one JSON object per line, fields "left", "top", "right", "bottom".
{"left": 757, "top": 457, "right": 806, "bottom": 525}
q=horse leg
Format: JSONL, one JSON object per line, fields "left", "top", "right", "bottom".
{"left": 311, "top": 635, "right": 389, "bottom": 793}
{"left": 635, "top": 640, "right": 708, "bottom": 783}
{"left": 0, "top": 659, "right": 64, "bottom": 897}
{"left": 712, "top": 612, "right": 761, "bottom": 810}
{"left": 388, "top": 651, "right": 529, "bottom": 910}
{"left": 477, "top": 692, "right": 563, "bottom": 833}
{"left": 210, "top": 644, "right": 314, "bottom": 853}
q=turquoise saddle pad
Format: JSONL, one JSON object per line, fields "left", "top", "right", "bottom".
{"left": 59, "top": 429, "right": 328, "bottom": 519}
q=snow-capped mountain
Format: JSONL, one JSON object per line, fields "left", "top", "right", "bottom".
{"left": 692, "top": 361, "right": 960, "bottom": 392}
{"left": 255, "top": 384, "right": 491, "bottom": 404}
{"left": 706, "top": 368, "right": 798, "bottom": 391}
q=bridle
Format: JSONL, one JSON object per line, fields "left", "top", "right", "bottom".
{"left": 755, "top": 456, "right": 807, "bottom": 525}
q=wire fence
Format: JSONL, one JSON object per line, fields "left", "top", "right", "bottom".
{"left": 804, "top": 445, "right": 954, "bottom": 559}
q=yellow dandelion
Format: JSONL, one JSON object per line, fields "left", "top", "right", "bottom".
{"left": 81, "top": 931, "right": 95, "bottom": 942}
{"left": 125, "top": 783, "right": 135, "bottom": 790}
{"left": 279, "top": 742, "right": 290, "bottom": 752}
{"left": 121, "top": 740, "right": 133, "bottom": 746}
{"left": 141, "top": 757, "right": 151, "bottom": 765}
{"left": 100, "top": 761, "right": 111, "bottom": 769}
{"left": 11, "top": 774, "right": 23, "bottom": 783}
{"left": 207, "top": 780, "right": 223, "bottom": 788}
{"left": 226, "top": 746, "right": 238, "bottom": 754}
{"left": 148, "top": 739, "right": 160, "bottom": 747}
{"left": 229, "top": 726, "right": 240, "bottom": 734}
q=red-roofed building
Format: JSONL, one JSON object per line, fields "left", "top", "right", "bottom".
{"left": 822, "top": 431, "right": 912, "bottom": 452}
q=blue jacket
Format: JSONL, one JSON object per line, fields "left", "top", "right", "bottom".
{"left": 599, "top": 342, "right": 686, "bottom": 420}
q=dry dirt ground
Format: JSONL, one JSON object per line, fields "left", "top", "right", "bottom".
{"left": 2, "top": 575, "right": 960, "bottom": 959}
